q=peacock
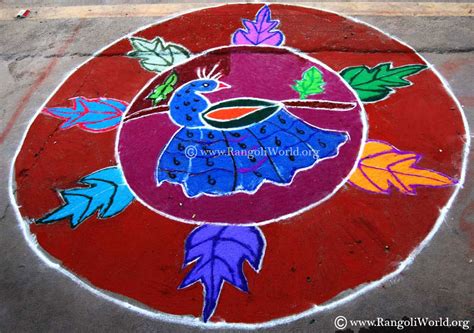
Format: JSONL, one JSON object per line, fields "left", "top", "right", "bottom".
{"left": 155, "top": 66, "right": 349, "bottom": 197}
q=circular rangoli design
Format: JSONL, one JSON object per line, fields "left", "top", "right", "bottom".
{"left": 10, "top": 3, "right": 468, "bottom": 327}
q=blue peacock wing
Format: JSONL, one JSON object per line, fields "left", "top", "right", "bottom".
{"left": 157, "top": 109, "right": 348, "bottom": 197}
{"left": 223, "top": 109, "right": 349, "bottom": 192}
{"left": 156, "top": 127, "right": 197, "bottom": 184}
{"left": 223, "top": 128, "right": 284, "bottom": 192}
{"left": 263, "top": 110, "right": 349, "bottom": 160}
{"left": 157, "top": 128, "right": 236, "bottom": 197}
{"left": 184, "top": 129, "right": 236, "bottom": 196}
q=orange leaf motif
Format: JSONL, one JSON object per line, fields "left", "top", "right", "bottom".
{"left": 349, "top": 140, "right": 456, "bottom": 194}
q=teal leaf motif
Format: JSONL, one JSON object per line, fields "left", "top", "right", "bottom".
{"left": 340, "top": 62, "right": 427, "bottom": 103}
{"left": 127, "top": 37, "right": 190, "bottom": 73}
{"left": 37, "top": 167, "right": 134, "bottom": 228}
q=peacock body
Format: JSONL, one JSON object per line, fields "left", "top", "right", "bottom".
{"left": 156, "top": 76, "right": 348, "bottom": 197}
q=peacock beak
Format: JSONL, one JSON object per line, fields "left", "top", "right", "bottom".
{"left": 216, "top": 81, "right": 231, "bottom": 90}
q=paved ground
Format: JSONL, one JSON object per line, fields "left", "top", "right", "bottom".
{"left": 0, "top": 2, "right": 473, "bottom": 332}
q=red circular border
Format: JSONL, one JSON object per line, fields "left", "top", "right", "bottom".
{"left": 13, "top": 4, "right": 466, "bottom": 324}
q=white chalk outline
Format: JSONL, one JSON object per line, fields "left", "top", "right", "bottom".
{"left": 8, "top": 2, "right": 470, "bottom": 329}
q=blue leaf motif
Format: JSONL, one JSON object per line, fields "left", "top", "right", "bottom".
{"left": 43, "top": 97, "right": 128, "bottom": 132}
{"left": 180, "top": 225, "right": 265, "bottom": 322}
{"left": 37, "top": 166, "right": 134, "bottom": 228}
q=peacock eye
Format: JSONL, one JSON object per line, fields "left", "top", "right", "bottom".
{"left": 202, "top": 83, "right": 210, "bottom": 87}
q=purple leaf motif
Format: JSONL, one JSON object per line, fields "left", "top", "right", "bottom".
{"left": 43, "top": 97, "right": 128, "bottom": 132}
{"left": 232, "top": 5, "right": 284, "bottom": 46}
{"left": 179, "top": 225, "right": 265, "bottom": 322}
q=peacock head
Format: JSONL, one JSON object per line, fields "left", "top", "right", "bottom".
{"left": 185, "top": 64, "right": 231, "bottom": 94}
{"left": 184, "top": 78, "right": 231, "bottom": 94}
{"left": 170, "top": 64, "right": 231, "bottom": 127}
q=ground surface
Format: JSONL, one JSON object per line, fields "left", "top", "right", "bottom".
{"left": 0, "top": 1, "right": 473, "bottom": 332}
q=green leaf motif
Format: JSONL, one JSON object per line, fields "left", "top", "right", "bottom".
{"left": 340, "top": 62, "right": 427, "bottom": 103}
{"left": 147, "top": 71, "right": 178, "bottom": 106}
{"left": 127, "top": 37, "right": 190, "bottom": 73}
{"left": 292, "top": 66, "right": 325, "bottom": 99}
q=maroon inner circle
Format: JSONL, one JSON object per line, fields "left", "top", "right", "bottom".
{"left": 118, "top": 46, "right": 364, "bottom": 224}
